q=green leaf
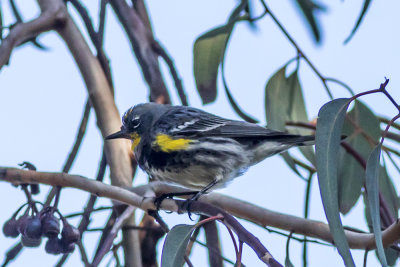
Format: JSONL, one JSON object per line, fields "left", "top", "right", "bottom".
{"left": 161, "top": 224, "right": 196, "bottom": 267}
{"left": 265, "top": 66, "right": 288, "bottom": 131}
{"left": 265, "top": 68, "right": 315, "bottom": 166}
{"left": 384, "top": 247, "right": 399, "bottom": 266}
{"left": 294, "top": 0, "right": 325, "bottom": 43}
{"left": 344, "top": 0, "right": 372, "bottom": 44}
{"left": 365, "top": 143, "right": 387, "bottom": 266}
{"left": 379, "top": 166, "right": 399, "bottom": 219}
{"left": 285, "top": 256, "right": 295, "bottom": 267}
{"left": 193, "top": 1, "right": 248, "bottom": 105}
{"left": 379, "top": 165, "right": 400, "bottom": 264}
{"left": 363, "top": 181, "right": 399, "bottom": 266}
{"left": 315, "top": 98, "right": 355, "bottom": 267}
{"left": 193, "top": 24, "right": 232, "bottom": 104}
{"left": 338, "top": 101, "right": 380, "bottom": 214}
{"left": 194, "top": 1, "right": 258, "bottom": 122}
{"left": 286, "top": 71, "right": 315, "bottom": 165}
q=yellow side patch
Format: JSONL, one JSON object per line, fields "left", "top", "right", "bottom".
{"left": 130, "top": 133, "right": 141, "bottom": 151}
{"left": 154, "top": 134, "right": 193, "bottom": 152}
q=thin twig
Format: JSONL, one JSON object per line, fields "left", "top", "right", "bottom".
{"left": 91, "top": 206, "right": 135, "bottom": 266}
{"left": 45, "top": 100, "right": 91, "bottom": 206}
{"left": 261, "top": 0, "right": 333, "bottom": 99}
{"left": 98, "top": 0, "right": 107, "bottom": 46}
{"left": 152, "top": 41, "right": 188, "bottom": 106}
{"left": 303, "top": 172, "right": 314, "bottom": 267}
{"left": 67, "top": 0, "right": 114, "bottom": 87}
{"left": 202, "top": 216, "right": 224, "bottom": 267}
{"left": 56, "top": 152, "right": 107, "bottom": 266}
{"left": 109, "top": 0, "right": 171, "bottom": 104}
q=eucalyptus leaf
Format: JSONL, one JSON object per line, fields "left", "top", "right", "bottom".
{"left": 265, "top": 68, "right": 315, "bottom": 167}
{"left": 344, "top": 0, "right": 372, "bottom": 44}
{"left": 294, "top": 0, "right": 325, "bottom": 42}
{"left": 338, "top": 100, "right": 380, "bottom": 214}
{"left": 265, "top": 66, "right": 288, "bottom": 131}
{"left": 193, "top": 24, "right": 232, "bottom": 104}
{"left": 161, "top": 224, "right": 196, "bottom": 267}
{"left": 379, "top": 166, "right": 399, "bottom": 219}
{"left": 365, "top": 143, "right": 387, "bottom": 266}
{"left": 193, "top": 1, "right": 248, "bottom": 105}
{"left": 286, "top": 71, "right": 315, "bottom": 165}
{"left": 315, "top": 98, "right": 355, "bottom": 267}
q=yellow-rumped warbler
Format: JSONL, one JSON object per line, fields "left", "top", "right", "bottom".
{"left": 106, "top": 103, "right": 314, "bottom": 199}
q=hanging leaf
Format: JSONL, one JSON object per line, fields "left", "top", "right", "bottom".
{"left": 193, "top": 1, "right": 258, "bottom": 123}
{"left": 363, "top": 183, "right": 399, "bottom": 266}
{"left": 265, "top": 66, "right": 288, "bottom": 131}
{"left": 294, "top": 0, "right": 326, "bottom": 43}
{"left": 193, "top": 1, "right": 247, "bottom": 104}
{"left": 344, "top": 0, "right": 372, "bottom": 44}
{"left": 379, "top": 166, "right": 399, "bottom": 219}
{"left": 365, "top": 144, "right": 387, "bottom": 266}
{"left": 193, "top": 24, "right": 232, "bottom": 104}
{"left": 265, "top": 67, "right": 315, "bottom": 166}
{"left": 161, "top": 224, "right": 196, "bottom": 267}
{"left": 286, "top": 71, "right": 315, "bottom": 165}
{"left": 315, "top": 98, "right": 355, "bottom": 267}
{"left": 338, "top": 100, "right": 380, "bottom": 214}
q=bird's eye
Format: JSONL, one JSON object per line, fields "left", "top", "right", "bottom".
{"left": 131, "top": 118, "right": 141, "bottom": 129}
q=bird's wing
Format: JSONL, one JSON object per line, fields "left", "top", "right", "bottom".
{"left": 154, "top": 106, "right": 290, "bottom": 139}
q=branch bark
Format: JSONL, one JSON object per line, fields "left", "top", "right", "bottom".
{"left": 0, "top": 167, "right": 282, "bottom": 266}
{"left": 0, "top": 0, "right": 138, "bottom": 265}
{"left": 1, "top": 167, "right": 400, "bottom": 252}
{"left": 109, "top": 0, "right": 171, "bottom": 104}
{"left": 0, "top": 0, "right": 66, "bottom": 68}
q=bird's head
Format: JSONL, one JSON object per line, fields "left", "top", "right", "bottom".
{"left": 105, "top": 103, "right": 168, "bottom": 140}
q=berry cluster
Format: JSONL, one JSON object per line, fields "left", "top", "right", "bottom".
{"left": 3, "top": 203, "right": 80, "bottom": 255}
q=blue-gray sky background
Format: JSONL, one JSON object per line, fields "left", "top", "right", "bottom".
{"left": 1, "top": 1, "right": 399, "bottom": 266}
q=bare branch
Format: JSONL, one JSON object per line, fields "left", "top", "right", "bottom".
{"left": 92, "top": 206, "right": 136, "bottom": 266}
{"left": 201, "top": 215, "right": 223, "bottom": 267}
{"left": 0, "top": 1, "right": 66, "bottom": 68}
{"left": 2, "top": 167, "right": 400, "bottom": 252}
{"left": 109, "top": 0, "right": 171, "bottom": 104}
{"left": 36, "top": 0, "right": 133, "bottom": 187}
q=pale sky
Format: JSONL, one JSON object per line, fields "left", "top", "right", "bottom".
{"left": 1, "top": 1, "right": 400, "bottom": 266}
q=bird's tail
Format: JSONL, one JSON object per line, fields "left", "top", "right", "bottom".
{"left": 285, "top": 135, "right": 315, "bottom": 146}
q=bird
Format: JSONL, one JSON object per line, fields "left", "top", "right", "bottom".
{"left": 106, "top": 103, "right": 315, "bottom": 203}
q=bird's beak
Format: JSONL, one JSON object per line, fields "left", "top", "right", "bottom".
{"left": 105, "top": 129, "right": 131, "bottom": 140}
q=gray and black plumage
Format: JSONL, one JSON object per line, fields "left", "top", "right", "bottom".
{"left": 106, "top": 103, "right": 314, "bottom": 195}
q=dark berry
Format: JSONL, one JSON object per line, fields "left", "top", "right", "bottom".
{"left": 61, "top": 242, "right": 75, "bottom": 254}
{"left": 21, "top": 235, "right": 41, "bottom": 247}
{"left": 61, "top": 223, "right": 80, "bottom": 244}
{"left": 16, "top": 215, "right": 30, "bottom": 235}
{"left": 30, "top": 184, "right": 40, "bottom": 195}
{"left": 2, "top": 218, "right": 19, "bottom": 238}
{"left": 24, "top": 216, "right": 42, "bottom": 239}
{"left": 45, "top": 238, "right": 62, "bottom": 255}
{"left": 41, "top": 213, "right": 60, "bottom": 238}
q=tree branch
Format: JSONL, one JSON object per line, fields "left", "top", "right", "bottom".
{"left": 1, "top": 167, "right": 400, "bottom": 252}
{"left": 0, "top": 0, "right": 66, "bottom": 68}
{"left": 92, "top": 206, "right": 136, "bottom": 266}
{"left": 109, "top": 0, "right": 171, "bottom": 104}
{"left": 35, "top": 0, "right": 134, "bottom": 187}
